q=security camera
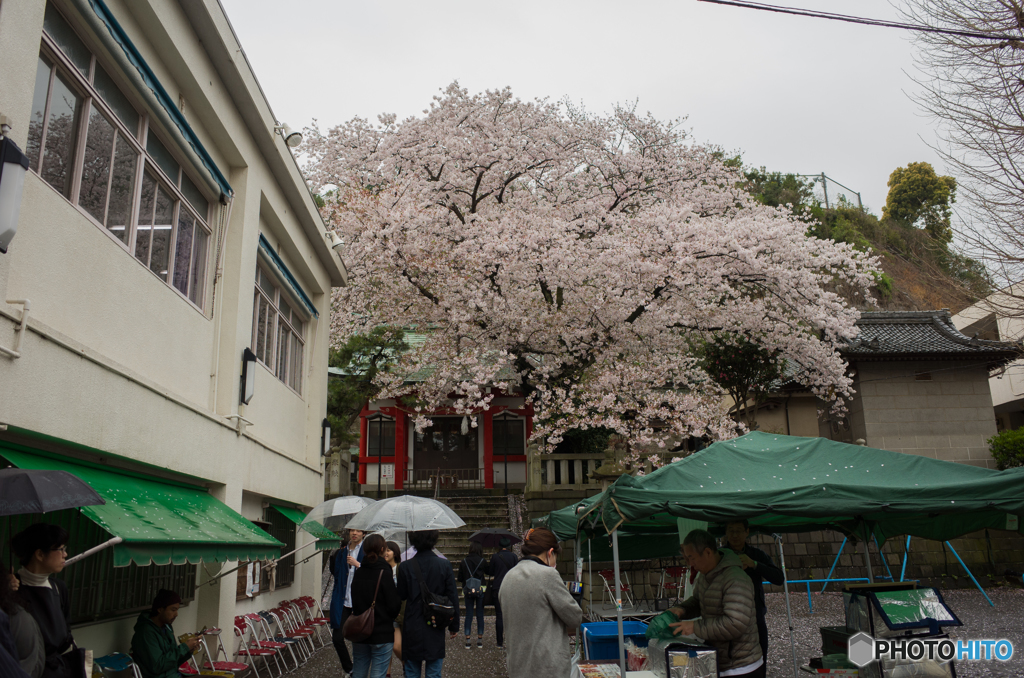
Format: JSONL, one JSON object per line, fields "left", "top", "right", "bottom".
{"left": 327, "top": 231, "right": 344, "bottom": 251}
{"left": 274, "top": 123, "right": 302, "bottom": 148}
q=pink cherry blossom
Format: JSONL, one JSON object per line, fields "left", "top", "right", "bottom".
{"left": 304, "top": 83, "right": 878, "bottom": 459}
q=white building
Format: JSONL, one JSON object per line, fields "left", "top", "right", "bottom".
{"left": 0, "top": 0, "right": 345, "bottom": 658}
{"left": 953, "top": 289, "right": 1024, "bottom": 431}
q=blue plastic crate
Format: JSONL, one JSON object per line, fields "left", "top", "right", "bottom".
{"left": 582, "top": 621, "right": 649, "bottom": 660}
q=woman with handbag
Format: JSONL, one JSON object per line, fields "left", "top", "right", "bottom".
{"left": 12, "top": 524, "right": 80, "bottom": 678}
{"left": 395, "top": 530, "right": 459, "bottom": 678}
{"left": 346, "top": 534, "right": 401, "bottom": 678}
{"left": 457, "top": 541, "right": 486, "bottom": 649}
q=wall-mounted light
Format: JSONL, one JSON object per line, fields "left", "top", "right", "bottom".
{"left": 240, "top": 348, "right": 257, "bottom": 405}
{"left": 326, "top": 231, "right": 344, "bottom": 251}
{"left": 274, "top": 123, "right": 302, "bottom": 148}
{"left": 321, "top": 418, "right": 331, "bottom": 456}
{"left": 0, "top": 124, "right": 30, "bottom": 254}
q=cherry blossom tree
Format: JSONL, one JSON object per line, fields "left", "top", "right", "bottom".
{"left": 304, "top": 83, "right": 878, "bottom": 464}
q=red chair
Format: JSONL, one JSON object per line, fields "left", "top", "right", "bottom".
{"left": 233, "top": 617, "right": 282, "bottom": 678}
{"left": 197, "top": 627, "right": 251, "bottom": 677}
{"left": 598, "top": 569, "right": 635, "bottom": 608}
{"left": 659, "top": 566, "right": 687, "bottom": 600}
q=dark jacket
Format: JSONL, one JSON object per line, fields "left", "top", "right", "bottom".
{"left": 130, "top": 614, "right": 192, "bottom": 678}
{"left": 15, "top": 577, "right": 73, "bottom": 678}
{"left": 677, "top": 549, "right": 760, "bottom": 673}
{"left": 731, "top": 544, "right": 785, "bottom": 611}
{"left": 350, "top": 558, "right": 402, "bottom": 645}
{"left": 457, "top": 554, "right": 486, "bottom": 589}
{"left": 329, "top": 543, "right": 366, "bottom": 628}
{"left": 487, "top": 550, "right": 517, "bottom": 593}
{"left": 0, "top": 608, "right": 31, "bottom": 678}
{"left": 396, "top": 550, "right": 459, "bottom": 662}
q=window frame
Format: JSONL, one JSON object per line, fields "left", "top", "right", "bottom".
{"left": 251, "top": 260, "right": 307, "bottom": 396}
{"left": 492, "top": 412, "right": 525, "bottom": 460}
{"left": 366, "top": 414, "right": 396, "bottom": 458}
{"left": 262, "top": 507, "right": 296, "bottom": 589}
{"left": 29, "top": 13, "right": 214, "bottom": 314}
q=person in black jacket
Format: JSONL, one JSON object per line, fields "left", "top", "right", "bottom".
{"left": 486, "top": 537, "right": 518, "bottom": 648}
{"left": 349, "top": 534, "right": 401, "bottom": 678}
{"left": 396, "top": 530, "right": 458, "bottom": 678}
{"left": 457, "top": 541, "right": 486, "bottom": 649}
{"left": 724, "top": 520, "right": 785, "bottom": 666}
{"left": 12, "top": 524, "right": 76, "bottom": 678}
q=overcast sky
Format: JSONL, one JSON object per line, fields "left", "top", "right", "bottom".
{"left": 218, "top": 0, "right": 938, "bottom": 214}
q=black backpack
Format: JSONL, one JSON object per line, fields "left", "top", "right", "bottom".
{"left": 410, "top": 558, "right": 455, "bottom": 628}
{"left": 463, "top": 558, "right": 483, "bottom": 599}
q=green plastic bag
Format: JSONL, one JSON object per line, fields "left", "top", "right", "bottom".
{"left": 645, "top": 610, "right": 680, "bottom": 640}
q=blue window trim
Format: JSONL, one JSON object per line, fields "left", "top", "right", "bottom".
{"left": 85, "top": 0, "right": 233, "bottom": 198}
{"left": 258, "top": 234, "right": 318, "bottom": 318}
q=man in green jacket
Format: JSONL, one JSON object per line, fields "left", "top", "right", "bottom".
{"left": 669, "top": 530, "right": 764, "bottom": 678}
{"left": 131, "top": 590, "right": 200, "bottom": 678}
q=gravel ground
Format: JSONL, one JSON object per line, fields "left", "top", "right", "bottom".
{"left": 294, "top": 588, "right": 1023, "bottom": 677}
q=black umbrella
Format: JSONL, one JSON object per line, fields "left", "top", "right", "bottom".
{"left": 0, "top": 468, "right": 104, "bottom": 516}
{"left": 468, "top": 527, "right": 521, "bottom": 548}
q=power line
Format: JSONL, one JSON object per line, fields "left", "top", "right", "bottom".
{"left": 697, "top": 0, "right": 1024, "bottom": 43}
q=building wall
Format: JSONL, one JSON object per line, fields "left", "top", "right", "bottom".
{"left": 847, "top": 360, "right": 999, "bottom": 468}
{"left": 952, "top": 295, "right": 1024, "bottom": 428}
{"left": 0, "top": 0, "right": 341, "bottom": 657}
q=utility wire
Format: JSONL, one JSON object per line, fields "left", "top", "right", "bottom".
{"left": 697, "top": 0, "right": 1024, "bottom": 43}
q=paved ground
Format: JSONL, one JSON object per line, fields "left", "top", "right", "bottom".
{"left": 294, "top": 587, "right": 1023, "bottom": 677}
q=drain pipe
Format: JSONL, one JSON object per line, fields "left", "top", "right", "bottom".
{"left": 208, "top": 193, "right": 235, "bottom": 411}
{"left": 0, "top": 299, "right": 30, "bottom": 359}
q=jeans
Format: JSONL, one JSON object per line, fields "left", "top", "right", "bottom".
{"left": 332, "top": 607, "right": 353, "bottom": 671}
{"left": 756, "top": 605, "right": 768, "bottom": 664}
{"left": 351, "top": 642, "right": 394, "bottom": 678}
{"left": 494, "top": 598, "right": 504, "bottom": 646}
{"left": 403, "top": 658, "right": 443, "bottom": 678}
{"left": 464, "top": 595, "right": 484, "bottom": 636}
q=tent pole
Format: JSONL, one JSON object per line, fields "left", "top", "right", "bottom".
{"left": 900, "top": 536, "right": 911, "bottom": 582}
{"left": 873, "top": 535, "right": 896, "bottom": 581}
{"left": 775, "top": 534, "right": 799, "bottom": 678}
{"left": 612, "top": 528, "right": 626, "bottom": 678}
{"left": 944, "top": 541, "right": 994, "bottom": 607}
{"left": 819, "top": 536, "right": 847, "bottom": 593}
{"left": 862, "top": 539, "right": 875, "bottom": 583}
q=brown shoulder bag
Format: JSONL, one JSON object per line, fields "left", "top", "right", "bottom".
{"left": 343, "top": 570, "right": 384, "bottom": 642}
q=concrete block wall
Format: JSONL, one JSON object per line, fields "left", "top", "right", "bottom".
{"left": 852, "top": 360, "right": 1000, "bottom": 468}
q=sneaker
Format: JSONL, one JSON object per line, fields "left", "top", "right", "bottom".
{"left": 465, "top": 637, "right": 471, "bottom": 649}
{"left": 477, "top": 638, "right": 483, "bottom": 648}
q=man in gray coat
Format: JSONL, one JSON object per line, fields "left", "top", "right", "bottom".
{"left": 669, "top": 529, "right": 764, "bottom": 678}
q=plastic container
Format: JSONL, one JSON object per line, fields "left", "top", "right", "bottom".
{"left": 582, "top": 621, "right": 649, "bottom": 660}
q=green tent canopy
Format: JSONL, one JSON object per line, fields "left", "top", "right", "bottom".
{"left": 1, "top": 444, "right": 283, "bottom": 567}
{"left": 271, "top": 504, "right": 341, "bottom": 551}
{"left": 546, "top": 432, "right": 1024, "bottom": 558}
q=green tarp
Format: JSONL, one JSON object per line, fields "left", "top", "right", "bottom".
{"left": 271, "top": 504, "right": 340, "bottom": 551}
{"left": 1, "top": 445, "right": 283, "bottom": 567}
{"left": 545, "top": 432, "right": 1024, "bottom": 559}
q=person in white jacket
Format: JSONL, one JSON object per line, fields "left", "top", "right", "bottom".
{"left": 499, "top": 528, "right": 583, "bottom": 678}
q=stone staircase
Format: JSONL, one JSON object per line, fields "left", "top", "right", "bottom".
{"left": 431, "top": 495, "right": 515, "bottom": 605}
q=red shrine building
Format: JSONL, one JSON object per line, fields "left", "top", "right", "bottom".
{"left": 355, "top": 394, "right": 533, "bottom": 492}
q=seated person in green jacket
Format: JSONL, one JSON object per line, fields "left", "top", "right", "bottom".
{"left": 131, "top": 590, "right": 200, "bottom": 678}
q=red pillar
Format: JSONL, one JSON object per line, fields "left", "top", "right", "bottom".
{"left": 483, "top": 410, "right": 494, "bottom": 489}
{"left": 395, "top": 412, "right": 406, "bottom": 490}
{"left": 358, "top": 411, "right": 368, "bottom": 485}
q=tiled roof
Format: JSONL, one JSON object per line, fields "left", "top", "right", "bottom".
{"left": 842, "top": 310, "right": 1020, "bottom": 362}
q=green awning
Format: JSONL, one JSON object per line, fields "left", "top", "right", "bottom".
{"left": 0, "top": 445, "right": 283, "bottom": 567}
{"left": 271, "top": 504, "right": 340, "bottom": 551}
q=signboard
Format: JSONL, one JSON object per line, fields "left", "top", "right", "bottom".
{"left": 381, "top": 463, "right": 395, "bottom": 481}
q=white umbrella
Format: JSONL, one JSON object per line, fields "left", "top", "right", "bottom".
{"left": 302, "top": 495, "right": 377, "bottom": 534}
{"left": 344, "top": 495, "right": 465, "bottom": 534}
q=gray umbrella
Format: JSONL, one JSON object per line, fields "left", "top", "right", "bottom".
{"left": 0, "top": 468, "right": 104, "bottom": 515}
{"left": 302, "top": 495, "right": 377, "bottom": 533}
{"left": 344, "top": 495, "right": 465, "bottom": 534}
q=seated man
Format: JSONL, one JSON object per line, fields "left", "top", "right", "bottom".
{"left": 131, "top": 589, "right": 200, "bottom": 678}
{"left": 669, "top": 529, "right": 764, "bottom": 678}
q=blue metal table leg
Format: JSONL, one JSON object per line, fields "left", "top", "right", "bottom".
{"left": 874, "top": 535, "right": 896, "bottom": 581}
{"left": 945, "top": 541, "right": 995, "bottom": 607}
{"left": 820, "top": 536, "right": 847, "bottom": 594}
{"left": 806, "top": 582, "right": 813, "bottom": 614}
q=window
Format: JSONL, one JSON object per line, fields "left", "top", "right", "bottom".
{"left": 367, "top": 415, "right": 395, "bottom": 457}
{"left": 263, "top": 507, "right": 296, "bottom": 589}
{"left": 252, "top": 263, "right": 305, "bottom": 393}
{"left": 1, "top": 505, "right": 196, "bottom": 625}
{"left": 26, "top": 3, "right": 211, "bottom": 310}
{"left": 492, "top": 413, "right": 524, "bottom": 459}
